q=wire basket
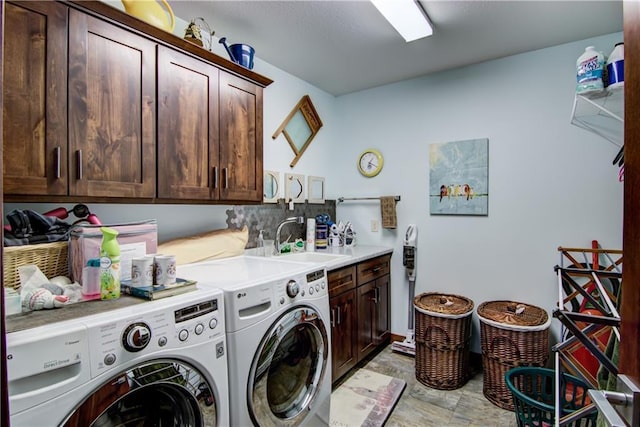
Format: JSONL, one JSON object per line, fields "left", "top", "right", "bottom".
{"left": 414, "top": 293, "right": 474, "bottom": 390}
{"left": 506, "top": 367, "right": 597, "bottom": 427}
{"left": 3, "top": 242, "right": 69, "bottom": 291}
{"left": 478, "top": 300, "right": 551, "bottom": 410}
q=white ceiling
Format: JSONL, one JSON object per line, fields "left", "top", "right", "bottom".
{"left": 169, "top": 1, "right": 623, "bottom": 96}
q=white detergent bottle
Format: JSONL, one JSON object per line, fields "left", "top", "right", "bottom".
{"left": 306, "top": 218, "right": 316, "bottom": 252}
{"left": 576, "top": 46, "right": 605, "bottom": 94}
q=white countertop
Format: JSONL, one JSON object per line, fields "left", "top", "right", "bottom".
{"left": 243, "top": 244, "right": 393, "bottom": 271}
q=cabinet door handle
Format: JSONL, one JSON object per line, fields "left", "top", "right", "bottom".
{"left": 372, "top": 266, "right": 382, "bottom": 273}
{"left": 373, "top": 287, "right": 379, "bottom": 304}
{"left": 223, "top": 167, "right": 229, "bottom": 189}
{"left": 54, "top": 146, "right": 61, "bottom": 179}
{"left": 212, "top": 166, "right": 218, "bottom": 189}
{"left": 76, "top": 150, "right": 83, "bottom": 180}
{"left": 339, "top": 278, "right": 352, "bottom": 287}
{"left": 330, "top": 308, "right": 336, "bottom": 328}
{"left": 336, "top": 305, "right": 341, "bottom": 326}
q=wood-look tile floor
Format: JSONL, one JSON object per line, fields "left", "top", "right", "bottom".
{"left": 351, "top": 345, "right": 519, "bottom": 427}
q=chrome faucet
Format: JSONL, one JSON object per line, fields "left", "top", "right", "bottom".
{"left": 275, "top": 216, "right": 305, "bottom": 254}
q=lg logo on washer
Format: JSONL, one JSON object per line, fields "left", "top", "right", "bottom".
{"left": 237, "top": 292, "right": 247, "bottom": 298}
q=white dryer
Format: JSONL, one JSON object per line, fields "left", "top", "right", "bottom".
{"left": 179, "top": 256, "right": 332, "bottom": 427}
{"left": 6, "top": 287, "right": 229, "bottom": 427}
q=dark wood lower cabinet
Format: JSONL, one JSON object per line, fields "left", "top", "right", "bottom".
{"left": 330, "top": 254, "right": 391, "bottom": 384}
{"left": 330, "top": 289, "right": 357, "bottom": 381}
{"left": 356, "top": 275, "right": 390, "bottom": 362}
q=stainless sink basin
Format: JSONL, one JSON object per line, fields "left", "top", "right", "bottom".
{"left": 276, "top": 252, "right": 349, "bottom": 264}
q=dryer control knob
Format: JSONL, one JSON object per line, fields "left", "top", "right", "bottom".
{"left": 123, "top": 323, "right": 151, "bottom": 352}
{"left": 286, "top": 280, "right": 300, "bottom": 298}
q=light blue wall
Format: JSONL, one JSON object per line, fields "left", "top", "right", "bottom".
{"left": 5, "top": 4, "right": 624, "bottom": 351}
{"left": 332, "top": 33, "right": 624, "bottom": 350}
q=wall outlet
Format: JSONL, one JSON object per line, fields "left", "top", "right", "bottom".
{"left": 371, "top": 219, "right": 379, "bottom": 232}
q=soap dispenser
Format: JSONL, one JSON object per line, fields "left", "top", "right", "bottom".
{"left": 257, "top": 230, "right": 265, "bottom": 256}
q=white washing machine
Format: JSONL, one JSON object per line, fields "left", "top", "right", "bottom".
{"left": 6, "top": 287, "right": 229, "bottom": 427}
{"left": 179, "top": 256, "right": 332, "bottom": 427}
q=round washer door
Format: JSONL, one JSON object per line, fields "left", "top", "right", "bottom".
{"left": 61, "top": 359, "right": 218, "bottom": 427}
{"left": 248, "top": 306, "right": 328, "bottom": 427}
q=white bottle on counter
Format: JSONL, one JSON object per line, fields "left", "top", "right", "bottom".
{"left": 576, "top": 46, "right": 605, "bottom": 94}
{"left": 257, "top": 230, "right": 266, "bottom": 256}
{"left": 606, "top": 42, "right": 624, "bottom": 90}
{"left": 306, "top": 218, "right": 316, "bottom": 252}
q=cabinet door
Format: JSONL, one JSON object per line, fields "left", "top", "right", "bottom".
{"left": 219, "top": 72, "right": 263, "bottom": 201}
{"left": 68, "top": 10, "right": 156, "bottom": 198}
{"left": 157, "top": 46, "right": 219, "bottom": 200}
{"left": 3, "top": 1, "right": 67, "bottom": 195}
{"left": 330, "top": 290, "right": 357, "bottom": 383}
{"left": 357, "top": 275, "right": 391, "bottom": 362}
{"left": 374, "top": 274, "right": 390, "bottom": 344}
{"left": 357, "top": 280, "right": 377, "bottom": 361}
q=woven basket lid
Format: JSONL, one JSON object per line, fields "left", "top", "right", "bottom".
{"left": 414, "top": 292, "right": 474, "bottom": 317}
{"left": 477, "top": 300, "right": 549, "bottom": 328}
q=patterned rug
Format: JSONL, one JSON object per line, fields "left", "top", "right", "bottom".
{"left": 330, "top": 369, "right": 406, "bottom": 427}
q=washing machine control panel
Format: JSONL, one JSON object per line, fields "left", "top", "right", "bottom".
{"left": 275, "top": 268, "right": 327, "bottom": 304}
{"left": 122, "top": 322, "right": 152, "bottom": 352}
{"left": 285, "top": 280, "right": 300, "bottom": 298}
{"left": 84, "top": 291, "right": 225, "bottom": 378}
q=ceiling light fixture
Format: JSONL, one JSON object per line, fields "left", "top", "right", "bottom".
{"left": 370, "top": 0, "right": 433, "bottom": 42}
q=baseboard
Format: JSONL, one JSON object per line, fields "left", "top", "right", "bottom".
{"left": 390, "top": 333, "right": 406, "bottom": 342}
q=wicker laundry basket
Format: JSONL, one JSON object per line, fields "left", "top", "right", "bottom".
{"left": 477, "top": 300, "right": 551, "bottom": 411}
{"left": 3, "top": 242, "right": 69, "bottom": 292}
{"left": 414, "top": 292, "right": 474, "bottom": 390}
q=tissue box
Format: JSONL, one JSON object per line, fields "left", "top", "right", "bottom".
{"left": 4, "top": 288, "right": 21, "bottom": 315}
{"left": 69, "top": 220, "right": 158, "bottom": 285}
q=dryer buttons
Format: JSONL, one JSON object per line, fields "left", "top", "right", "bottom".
{"left": 209, "top": 317, "right": 218, "bottom": 330}
{"left": 178, "top": 329, "right": 189, "bottom": 342}
{"left": 195, "top": 323, "right": 205, "bottom": 335}
{"left": 158, "top": 336, "right": 168, "bottom": 347}
{"left": 104, "top": 353, "right": 116, "bottom": 366}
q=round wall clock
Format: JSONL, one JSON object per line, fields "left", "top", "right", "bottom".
{"left": 357, "top": 149, "right": 384, "bottom": 177}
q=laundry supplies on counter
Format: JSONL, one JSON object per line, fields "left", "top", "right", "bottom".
{"left": 99, "top": 227, "right": 121, "bottom": 300}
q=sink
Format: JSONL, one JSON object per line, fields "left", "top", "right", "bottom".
{"left": 276, "top": 252, "right": 349, "bottom": 264}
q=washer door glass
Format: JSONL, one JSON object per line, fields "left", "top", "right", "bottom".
{"left": 61, "top": 360, "right": 217, "bottom": 427}
{"left": 248, "top": 306, "right": 328, "bottom": 426}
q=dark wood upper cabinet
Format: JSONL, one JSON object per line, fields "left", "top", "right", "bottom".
{"left": 2, "top": 0, "right": 271, "bottom": 203}
{"left": 219, "top": 72, "right": 263, "bottom": 202}
{"left": 68, "top": 9, "right": 156, "bottom": 198}
{"left": 157, "top": 46, "right": 219, "bottom": 200}
{"left": 2, "top": 1, "right": 68, "bottom": 196}
{"left": 157, "top": 48, "right": 263, "bottom": 202}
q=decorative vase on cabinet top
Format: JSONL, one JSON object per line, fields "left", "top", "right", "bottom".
{"left": 121, "top": 0, "right": 175, "bottom": 33}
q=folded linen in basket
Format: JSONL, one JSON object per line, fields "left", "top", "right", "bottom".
{"left": 380, "top": 196, "right": 397, "bottom": 229}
